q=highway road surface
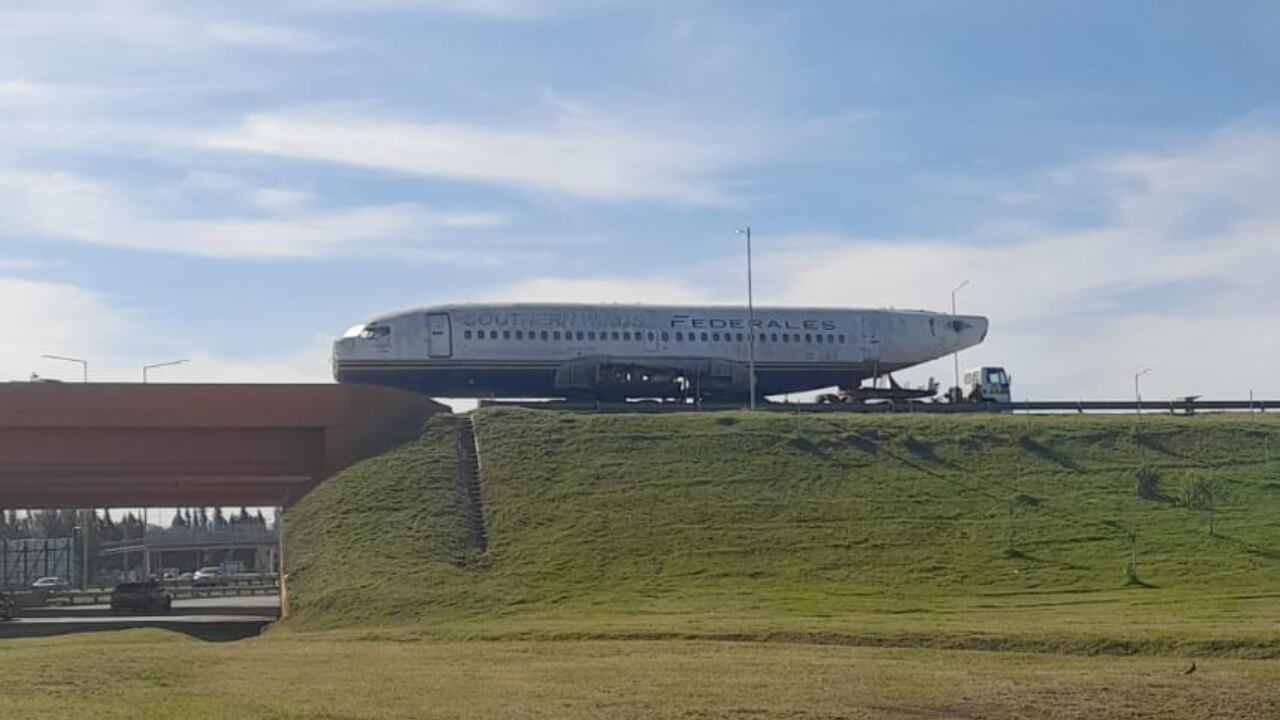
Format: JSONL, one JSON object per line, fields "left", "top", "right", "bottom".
{"left": 0, "top": 594, "right": 279, "bottom": 641}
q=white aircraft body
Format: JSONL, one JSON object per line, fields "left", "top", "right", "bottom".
{"left": 333, "top": 303, "right": 988, "bottom": 400}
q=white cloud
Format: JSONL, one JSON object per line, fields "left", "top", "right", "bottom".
{"left": 0, "top": 80, "right": 125, "bottom": 111}
{"left": 0, "top": 258, "right": 51, "bottom": 272}
{"left": 0, "top": 276, "right": 331, "bottom": 384}
{"left": 250, "top": 188, "right": 315, "bottom": 213}
{"left": 0, "top": 0, "right": 599, "bottom": 75}
{"left": 759, "top": 124, "right": 1280, "bottom": 400}
{"left": 0, "top": 3, "right": 332, "bottom": 59}
{"left": 0, "top": 170, "right": 508, "bottom": 259}
{"left": 177, "top": 336, "right": 333, "bottom": 383}
{"left": 204, "top": 110, "right": 744, "bottom": 205}
{"left": 0, "top": 278, "right": 140, "bottom": 383}
{"left": 489, "top": 277, "right": 713, "bottom": 304}
{"left": 280, "top": 0, "right": 607, "bottom": 19}
{"left": 204, "top": 22, "right": 332, "bottom": 53}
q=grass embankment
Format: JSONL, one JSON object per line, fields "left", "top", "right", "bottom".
{"left": 285, "top": 410, "right": 1280, "bottom": 656}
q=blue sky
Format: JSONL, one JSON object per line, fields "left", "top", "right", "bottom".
{"left": 4, "top": 0, "right": 1280, "bottom": 399}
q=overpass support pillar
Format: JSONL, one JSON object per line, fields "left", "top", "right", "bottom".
{"left": 278, "top": 507, "right": 289, "bottom": 621}
{"left": 78, "top": 508, "right": 93, "bottom": 590}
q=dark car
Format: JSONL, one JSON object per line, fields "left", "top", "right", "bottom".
{"left": 110, "top": 581, "right": 172, "bottom": 613}
{"left": 0, "top": 592, "right": 14, "bottom": 621}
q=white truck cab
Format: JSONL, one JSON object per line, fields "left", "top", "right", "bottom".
{"left": 962, "top": 366, "right": 1011, "bottom": 403}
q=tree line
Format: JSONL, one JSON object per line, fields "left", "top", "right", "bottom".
{"left": 167, "top": 507, "right": 269, "bottom": 532}
{"left": 0, "top": 508, "right": 270, "bottom": 542}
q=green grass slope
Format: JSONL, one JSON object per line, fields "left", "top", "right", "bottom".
{"left": 285, "top": 416, "right": 484, "bottom": 626}
{"left": 285, "top": 410, "right": 1280, "bottom": 654}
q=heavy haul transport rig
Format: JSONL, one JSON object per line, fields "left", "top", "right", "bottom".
{"left": 333, "top": 302, "right": 988, "bottom": 402}
{"left": 818, "top": 365, "right": 1010, "bottom": 405}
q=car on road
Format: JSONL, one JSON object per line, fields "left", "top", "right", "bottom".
{"left": 110, "top": 581, "right": 172, "bottom": 613}
{"left": 0, "top": 592, "right": 14, "bottom": 621}
{"left": 31, "top": 576, "right": 71, "bottom": 594}
{"left": 191, "top": 566, "right": 226, "bottom": 587}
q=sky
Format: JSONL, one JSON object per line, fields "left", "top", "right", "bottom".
{"left": 4, "top": 0, "right": 1280, "bottom": 401}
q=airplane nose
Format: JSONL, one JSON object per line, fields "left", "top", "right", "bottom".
{"left": 959, "top": 315, "right": 988, "bottom": 350}
{"left": 974, "top": 316, "right": 989, "bottom": 343}
{"left": 332, "top": 338, "right": 355, "bottom": 380}
{"left": 945, "top": 315, "right": 988, "bottom": 351}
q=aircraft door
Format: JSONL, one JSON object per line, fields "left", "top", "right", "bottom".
{"left": 860, "top": 314, "right": 883, "bottom": 366}
{"left": 426, "top": 313, "right": 452, "bottom": 358}
{"left": 644, "top": 328, "right": 659, "bottom": 352}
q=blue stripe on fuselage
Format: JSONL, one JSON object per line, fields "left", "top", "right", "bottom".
{"left": 335, "top": 361, "right": 901, "bottom": 398}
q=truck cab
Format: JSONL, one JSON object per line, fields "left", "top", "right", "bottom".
{"left": 962, "top": 366, "right": 1011, "bottom": 403}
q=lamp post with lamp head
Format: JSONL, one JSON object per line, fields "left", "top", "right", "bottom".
{"left": 142, "top": 359, "right": 188, "bottom": 383}
{"left": 950, "top": 280, "right": 970, "bottom": 400}
{"left": 736, "top": 226, "right": 757, "bottom": 410}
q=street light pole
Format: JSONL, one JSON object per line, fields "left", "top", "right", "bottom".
{"left": 737, "top": 227, "right": 757, "bottom": 410}
{"left": 142, "top": 359, "right": 188, "bottom": 383}
{"left": 1134, "top": 367, "right": 1153, "bottom": 415}
{"left": 142, "top": 507, "right": 150, "bottom": 580}
{"left": 41, "top": 354, "right": 88, "bottom": 382}
{"left": 950, "top": 280, "right": 970, "bottom": 399}
{"left": 74, "top": 510, "right": 91, "bottom": 590}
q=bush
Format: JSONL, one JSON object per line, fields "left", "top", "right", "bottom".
{"left": 1012, "top": 493, "right": 1040, "bottom": 509}
{"left": 1179, "top": 477, "right": 1229, "bottom": 536}
{"left": 1134, "top": 466, "right": 1165, "bottom": 501}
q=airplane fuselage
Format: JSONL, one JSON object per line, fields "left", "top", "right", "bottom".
{"left": 333, "top": 303, "right": 988, "bottom": 399}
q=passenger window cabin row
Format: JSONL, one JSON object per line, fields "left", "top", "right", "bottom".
{"left": 461, "top": 328, "right": 848, "bottom": 345}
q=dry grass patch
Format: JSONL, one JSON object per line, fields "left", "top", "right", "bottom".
{"left": 0, "top": 632, "right": 1277, "bottom": 719}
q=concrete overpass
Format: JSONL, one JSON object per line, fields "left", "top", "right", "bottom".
{"left": 0, "top": 382, "right": 446, "bottom": 508}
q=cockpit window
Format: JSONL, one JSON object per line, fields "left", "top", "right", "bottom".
{"left": 358, "top": 325, "right": 391, "bottom": 340}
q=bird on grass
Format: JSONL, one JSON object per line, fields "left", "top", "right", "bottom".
{"left": 1182, "top": 661, "right": 1197, "bottom": 675}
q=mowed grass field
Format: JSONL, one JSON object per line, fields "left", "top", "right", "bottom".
{"left": 9, "top": 409, "right": 1280, "bottom": 718}
{"left": 2, "top": 631, "right": 1278, "bottom": 719}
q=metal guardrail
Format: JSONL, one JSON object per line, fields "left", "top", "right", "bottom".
{"left": 819, "top": 399, "right": 1280, "bottom": 414}
{"left": 32, "top": 578, "right": 280, "bottom": 607}
{"left": 784, "top": 399, "right": 1280, "bottom": 414}
{"left": 481, "top": 398, "right": 1280, "bottom": 414}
